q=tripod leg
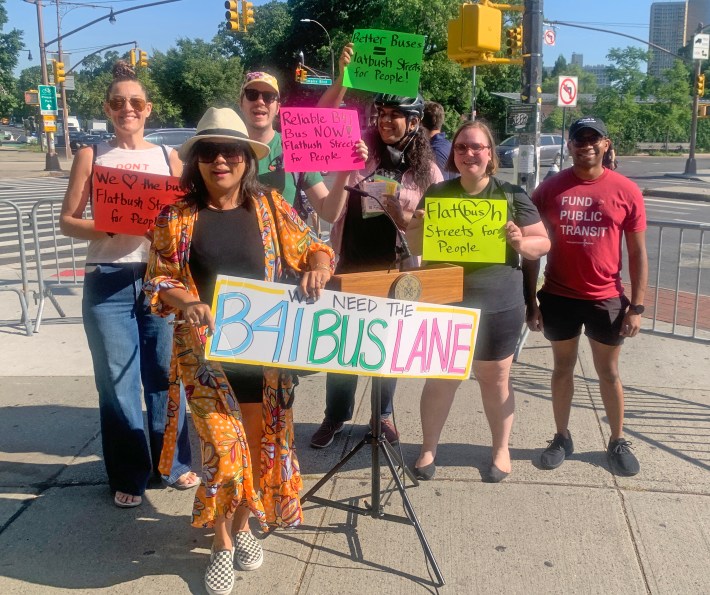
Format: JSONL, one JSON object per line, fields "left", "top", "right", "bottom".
{"left": 381, "top": 438, "right": 419, "bottom": 485}
{"left": 379, "top": 441, "right": 446, "bottom": 586}
{"left": 302, "top": 436, "right": 370, "bottom": 502}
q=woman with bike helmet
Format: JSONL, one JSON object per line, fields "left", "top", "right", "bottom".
{"left": 310, "top": 55, "right": 443, "bottom": 448}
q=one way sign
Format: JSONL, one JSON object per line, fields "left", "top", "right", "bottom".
{"left": 693, "top": 33, "right": 709, "bottom": 60}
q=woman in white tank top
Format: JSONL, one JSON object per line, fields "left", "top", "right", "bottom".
{"left": 60, "top": 61, "right": 197, "bottom": 508}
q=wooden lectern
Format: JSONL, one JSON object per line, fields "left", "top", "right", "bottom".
{"left": 302, "top": 263, "right": 464, "bottom": 587}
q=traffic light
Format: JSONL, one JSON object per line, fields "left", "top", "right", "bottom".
{"left": 225, "top": 0, "right": 240, "bottom": 32}
{"left": 242, "top": 1, "right": 255, "bottom": 30}
{"left": 460, "top": 3, "right": 502, "bottom": 53}
{"left": 129, "top": 49, "right": 136, "bottom": 67}
{"left": 139, "top": 51, "right": 148, "bottom": 68}
{"left": 505, "top": 25, "right": 523, "bottom": 57}
{"left": 698, "top": 104, "right": 708, "bottom": 118}
{"left": 301, "top": 68, "right": 308, "bottom": 83}
{"left": 295, "top": 67, "right": 302, "bottom": 82}
{"left": 53, "top": 60, "right": 66, "bottom": 84}
{"left": 697, "top": 73, "right": 705, "bottom": 97}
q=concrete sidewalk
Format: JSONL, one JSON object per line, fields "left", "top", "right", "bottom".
{"left": 0, "top": 288, "right": 708, "bottom": 594}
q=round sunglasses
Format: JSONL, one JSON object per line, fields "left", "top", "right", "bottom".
{"left": 453, "top": 142, "right": 490, "bottom": 155}
{"left": 108, "top": 96, "right": 147, "bottom": 112}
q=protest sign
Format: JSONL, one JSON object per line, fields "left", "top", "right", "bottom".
{"left": 205, "top": 276, "right": 479, "bottom": 380}
{"left": 343, "top": 29, "right": 425, "bottom": 97}
{"left": 92, "top": 165, "right": 182, "bottom": 236}
{"left": 422, "top": 198, "right": 508, "bottom": 263}
{"left": 280, "top": 108, "right": 365, "bottom": 172}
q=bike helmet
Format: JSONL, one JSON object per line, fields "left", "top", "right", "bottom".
{"left": 373, "top": 93, "right": 425, "bottom": 119}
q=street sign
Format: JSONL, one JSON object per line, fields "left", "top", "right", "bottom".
{"left": 64, "top": 75, "right": 75, "bottom": 91}
{"left": 693, "top": 33, "right": 710, "bottom": 60}
{"left": 38, "top": 85, "right": 58, "bottom": 115}
{"left": 42, "top": 115, "right": 56, "bottom": 132}
{"left": 557, "top": 76, "right": 578, "bottom": 107}
{"left": 506, "top": 104, "right": 536, "bottom": 134}
{"left": 544, "top": 29, "right": 556, "bottom": 46}
{"left": 304, "top": 77, "right": 332, "bottom": 86}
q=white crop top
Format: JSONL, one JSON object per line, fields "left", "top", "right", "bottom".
{"left": 86, "top": 143, "right": 173, "bottom": 264}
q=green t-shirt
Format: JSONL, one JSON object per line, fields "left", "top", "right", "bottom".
{"left": 257, "top": 131, "right": 324, "bottom": 205}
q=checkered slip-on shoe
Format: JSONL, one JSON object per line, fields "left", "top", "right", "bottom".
{"left": 234, "top": 530, "right": 264, "bottom": 571}
{"left": 204, "top": 548, "right": 235, "bottom": 595}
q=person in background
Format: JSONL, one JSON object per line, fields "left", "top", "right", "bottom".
{"left": 60, "top": 61, "right": 196, "bottom": 509}
{"left": 406, "top": 120, "right": 549, "bottom": 482}
{"left": 603, "top": 138, "right": 618, "bottom": 170}
{"left": 422, "top": 101, "right": 453, "bottom": 180}
{"left": 310, "top": 43, "right": 443, "bottom": 449}
{"left": 525, "top": 116, "right": 647, "bottom": 477}
{"left": 145, "top": 107, "right": 335, "bottom": 595}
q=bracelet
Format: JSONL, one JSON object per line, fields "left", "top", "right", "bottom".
{"left": 311, "top": 262, "right": 331, "bottom": 272}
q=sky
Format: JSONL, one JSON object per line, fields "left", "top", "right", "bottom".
{"left": 7, "top": 0, "right": 659, "bottom": 76}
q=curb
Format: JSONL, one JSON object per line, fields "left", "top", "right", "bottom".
{"left": 642, "top": 188, "right": 710, "bottom": 202}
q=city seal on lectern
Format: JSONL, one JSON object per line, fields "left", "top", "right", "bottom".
{"left": 392, "top": 273, "right": 422, "bottom": 301}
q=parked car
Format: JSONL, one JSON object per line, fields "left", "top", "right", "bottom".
{"left": 143, "top": 128, "right": 196, "bottom": 149}
{"left": 495, "top": 134, "right": 569, "bottom": 168}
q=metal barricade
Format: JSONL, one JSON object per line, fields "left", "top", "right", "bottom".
{"left": 29, "top": 197, "right": 88, "bottom": 332}
{"left": 644, "top": 219, "right": 710, "bottom": 341}
{"left": 0, "top": 199, "right": 33, "bottom": 336}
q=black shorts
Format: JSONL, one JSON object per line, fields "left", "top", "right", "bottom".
{"left": 537, "top": 290, "right": 629, "bottom": 347}
{"left": 470, "top": 305, "right": 526, "bottom": 361}
{"left": 222, "top": 363, "right": 264, "bottom": 404}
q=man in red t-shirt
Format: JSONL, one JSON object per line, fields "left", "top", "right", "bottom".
{"left": 525, "top": 116, "right": 648, "bottom": 477}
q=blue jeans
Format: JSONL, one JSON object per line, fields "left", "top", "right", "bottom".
{"left": 324, "top": 373, "right": 396, "bottom": 423}
{"left": 82, "top": 263, "right": 191, "bottom": 496}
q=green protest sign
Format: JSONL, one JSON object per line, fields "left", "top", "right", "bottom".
{"left": 343, "top": 29, "right": 425, "bottom": 97}
{"left": 422, "top": 198, "right": 508, "bottom": 263}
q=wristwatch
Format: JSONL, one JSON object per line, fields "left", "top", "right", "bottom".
{"left": 628, "top": 304, "right": 645, "bottom": 315}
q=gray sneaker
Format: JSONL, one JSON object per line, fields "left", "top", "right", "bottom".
{"left": 607, "top": 438, "right": 640, "bottom": 476}
{"left": 233, "top": 531, "right": 263, "bottom": 571}
{"left": 540, "top": 432, "right": 574, "bottom": 469}
{"left": 204, "top": 548, "right": 234, "bottom": 595}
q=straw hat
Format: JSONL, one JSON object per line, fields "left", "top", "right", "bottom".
{"left": 178, "top": 107, "right": 270, "bottom": 161}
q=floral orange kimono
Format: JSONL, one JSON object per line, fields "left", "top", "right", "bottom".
{"left": 144, "top": 190, "right": 335, "bottom": 530}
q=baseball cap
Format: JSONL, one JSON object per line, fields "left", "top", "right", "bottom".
{"left": 569, "top": 116, "right": 608, "bottom": 140}
{"left": 241, "top": 71, "right": 280, "bottom": 96}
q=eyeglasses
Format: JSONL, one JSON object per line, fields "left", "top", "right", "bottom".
{"left": 571, "top": 134, "right": 604, "bottom": 146}
{"left": 243, "top": 88, "right": 279, "bottom": 104}
{"left": 108, "top": 96, "right": 147, "bottom": 112}
{"left": 195, "top": 142, "right": 245, "bottom": 164}
{"left": 453, "top": 142, "right": 490, "bottom": 155}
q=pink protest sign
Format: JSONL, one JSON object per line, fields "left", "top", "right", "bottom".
{"left": 280, "top": 108, "right": 365, "bottom": 172}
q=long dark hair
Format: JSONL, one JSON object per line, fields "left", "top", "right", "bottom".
{"left": 445, "top": 120, "right": 499, "bottom": 176}
{"left": 179, "top": 142, "right": 268, "bottom": 211}
{"left": 365, "top": 125, "right": 436, "bottom": 193}
{"left": 105, "top": 60, "right": 147, "bottom": 100}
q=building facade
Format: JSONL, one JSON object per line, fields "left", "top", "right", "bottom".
{"left": 648, "top": 1, "right": 688, "bottom": 78}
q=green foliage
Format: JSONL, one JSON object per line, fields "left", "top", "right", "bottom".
{"left": 0, "top": 0, "right": 23, "bottom": 117}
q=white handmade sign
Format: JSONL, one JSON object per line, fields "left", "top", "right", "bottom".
{"left": 205, "top": 276, "right": 480, "bottom": 380}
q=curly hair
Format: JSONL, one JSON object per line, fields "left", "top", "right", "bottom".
{"left": 179, "top": 142, "right": 268, "bottom": 212}
{"left": 105, "top": 60, "right": 147, "bottom": 100}
{"left": 365, "top": 125, "right": 436, "bottom": 193}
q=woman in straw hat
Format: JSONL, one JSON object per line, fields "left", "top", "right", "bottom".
{"left": 144, "top": 107, "right": 337, "bottom": 594}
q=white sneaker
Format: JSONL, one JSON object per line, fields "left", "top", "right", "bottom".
{"left": 204, "top": 547, "right": 234, "bottom": 595}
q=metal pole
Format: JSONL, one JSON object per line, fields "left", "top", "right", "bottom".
{"left": 685, "top": 58, "right": 701, "bottom": 175}
{"left": 560, "top": 106, "right": 566, "bottom": 165}
{"left": 517, "top": 0, "right": 543, "bottom": 194}
{"left": 28, "top": 0, "right": 61, "bottom": 171}
{"left": 55, "top": 0, "right": 71, "bottom": 160}
{"left": 471, "top": 66, "right": 477, "bottom": 121}
{"left": 301, "top": 19, "right": 334, "bottom": 81}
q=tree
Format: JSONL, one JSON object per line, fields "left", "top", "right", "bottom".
{"left": 13, "top": 66, "right": 41, "bottom": 120}
{"left": 0, "top": 0, "right": 23, "bottom": 117}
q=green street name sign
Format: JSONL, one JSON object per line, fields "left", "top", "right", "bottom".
{"left": 38, "top": 85, "right": 58, "bottom": 115}
{"left": 305, "top": 77, "right": 332, "bottom": 86}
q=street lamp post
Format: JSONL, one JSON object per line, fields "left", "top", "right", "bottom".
{"left": 55, "top": 0, "right": 71, "bottom": 160}
{"left": 24, "top": 0, "right": 60, "bottom": 171}
{"left": 300, "top": 19, "right": 335, "bottom": 82}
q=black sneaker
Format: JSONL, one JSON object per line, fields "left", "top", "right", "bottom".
{"left": 310, "top": 418, "right": 344, "bottom": 449}
{"left": 540, "top": 432, "right": 574, "bottom": 469}
{"left": 607, "top": 438, "right": 640, "bottom": 476}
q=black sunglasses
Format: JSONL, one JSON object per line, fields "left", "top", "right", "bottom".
{"left": 243, "top": 88, "right": 279, "bottom": 104}
{"left": 195, "top": 142, "right": 245, "bottom": 164}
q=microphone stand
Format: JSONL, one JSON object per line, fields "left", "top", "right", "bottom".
{"left": 301, "top": 185, "right": 445, "bottom": 586}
